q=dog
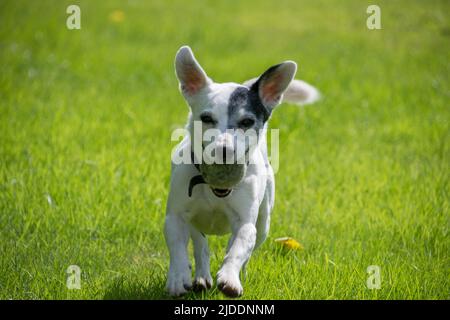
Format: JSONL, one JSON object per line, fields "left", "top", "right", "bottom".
{"left": 164, "top": 46, "right": 319, "bottom": 297}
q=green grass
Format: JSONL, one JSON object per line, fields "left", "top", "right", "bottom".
{"left": 0, "top": 0, "right": 449, "bottom": 299}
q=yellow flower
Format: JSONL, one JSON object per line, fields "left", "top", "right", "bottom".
{"left": 274, "top": 237, "right": 303, "bottom": 250}
{"left": 109, "top": 10, "right": 125, "bottom": 23}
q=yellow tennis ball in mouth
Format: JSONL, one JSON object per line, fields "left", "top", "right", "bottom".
{"left": 199, "top": 162, "right": 247, "bottom": 189}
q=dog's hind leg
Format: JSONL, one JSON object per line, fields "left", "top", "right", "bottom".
{"left": 255, "top": 177, "right": 274, "bottom": 250}
{"left": 255, "top": 202, "right": 272, "bottom": 250}
{"left": 164, "top": 213, "right": 192, "bottom": 296}
{"left": 190, "top": 226, "right": 213, "bottom": 291}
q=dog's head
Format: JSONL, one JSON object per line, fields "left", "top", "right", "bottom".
{"left": 175, "top": 46, "right": 296, "bottom": 189}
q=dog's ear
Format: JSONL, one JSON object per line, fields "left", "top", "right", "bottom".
{"left": 175, "top": 46, "right": 211, "bottom": 97}
{"left": 251, "top": 61, "right": 297, "bottom": 109}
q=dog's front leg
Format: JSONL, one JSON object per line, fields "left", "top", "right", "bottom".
{"left": 190, "top": 226, "right": 213, "bottom": 291}
{"left": 217, "top": 222, "right": 256, "bottom": 297}
{"left": 164, "top": 213, "right": 192, "bottom": 296}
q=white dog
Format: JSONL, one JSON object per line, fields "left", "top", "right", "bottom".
{"left": 164, "top": 46, "right": 319, "bottom": 297}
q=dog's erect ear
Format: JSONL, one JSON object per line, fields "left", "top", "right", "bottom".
{"left": 251, "top": 61, "right": 297, "bottom": 109}
{"left": 175, "top": 46, "right": 211, "bottom": 97}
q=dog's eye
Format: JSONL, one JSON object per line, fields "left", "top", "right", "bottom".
{"left": 239, "top": 118, "right": 255, "bottom": 128}
{"left": 200, "top": 114, "right": 215, "bottom": 124}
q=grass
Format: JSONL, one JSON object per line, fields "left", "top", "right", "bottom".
{"left": 0, "top": 0, "right": 449, "bottom": 299}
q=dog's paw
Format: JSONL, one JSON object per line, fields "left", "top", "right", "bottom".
{"left": 166, "top": 268, "right": 192, "bottom": 297}
{"left": 193, "top": 274, "right": 213, "bottom": 292}
{"left": 217, "top": 268, "right": 243, "bottom": 298}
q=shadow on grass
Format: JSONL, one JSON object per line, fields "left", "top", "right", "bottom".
{"left": 103, "top": 274, "right": 223, "bottom": 300}
{"left": 102, "top": 273, "right": 220, "bottom": 300}
{"left": 103, "top": 273, "right": 170, "bottom": 300}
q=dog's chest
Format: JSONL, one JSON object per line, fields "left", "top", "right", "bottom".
{"left": 185, "top": 187, "right": 233, "bottom": 235}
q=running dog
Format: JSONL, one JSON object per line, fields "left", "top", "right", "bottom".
{"left": 164, "top": 46, "right": 319, "bottom": 297}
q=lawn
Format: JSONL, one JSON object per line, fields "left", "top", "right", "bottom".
{"left": 0, "top": 0, "right": 448, "bottom": 299}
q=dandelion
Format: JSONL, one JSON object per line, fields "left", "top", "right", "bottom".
{"left": 109, "top": 10, "right": 125, "bottom": 23}
{"left": 274, "top": 237, "right": 303, "bottom": 250}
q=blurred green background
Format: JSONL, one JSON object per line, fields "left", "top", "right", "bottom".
{"left": 0, "top": 0, "right": 448, "bottom": 299}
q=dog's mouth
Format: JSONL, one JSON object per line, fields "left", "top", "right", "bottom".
{"left": 211, "top": 188, "right": 232, "bottom": 198}
{"left": 188, "top": 151, "right": 244, "bottom": 198}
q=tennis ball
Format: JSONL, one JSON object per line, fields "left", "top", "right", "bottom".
{"left": 199, "top": 163, "right": 246, "bottom": 189}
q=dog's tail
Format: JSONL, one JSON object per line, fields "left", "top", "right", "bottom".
{"left": 243, "top": 78, "right": 320, "bottom": 106}
{"left": 282, "top": 79, "right": 320, "bottom": 106}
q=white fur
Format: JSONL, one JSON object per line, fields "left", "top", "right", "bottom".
{"left": 165, "top": 132, "right": 271, "bottom": 296}
{"left": 283, "top": 79, "right": 321, "bottom": 105}
{"left": 165, "top": 46, "right": 318, "bottom": 297}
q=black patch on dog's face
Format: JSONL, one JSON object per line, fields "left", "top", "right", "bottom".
{"left": 227, "top": 86, "right": 270, "bottom": 131}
